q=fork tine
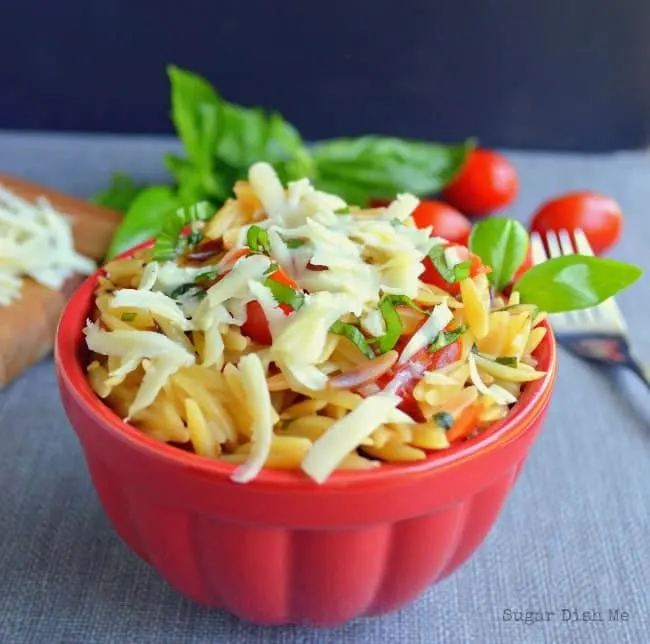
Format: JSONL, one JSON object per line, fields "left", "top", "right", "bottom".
{"left": 545, "top": 230, "right": 563, "bottom": 258}
{"left": 572, "top": 229, "right": 628, "bottom": 332}
{"left": 573, "top": 228, "right": 595, "bottom": 255}
{"left": 557, "top": 229, "right": 575, "bottom": 256}
{"left": 530, "top": 231, "right": 548, "bottom": 265}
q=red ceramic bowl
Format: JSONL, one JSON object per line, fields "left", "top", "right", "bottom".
{"left": 54, "top": 247, "right": 557, "bottom": 627}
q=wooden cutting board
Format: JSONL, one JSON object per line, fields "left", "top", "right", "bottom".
{"left": 0, "top": 175, "right": 122, "bottom": 386}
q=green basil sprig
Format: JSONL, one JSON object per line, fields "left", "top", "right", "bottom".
{"left": 468, "top": 217, "right": 642, "bottom": 312}
{"left": 97, "top": 66, "right": 473, "bottom": 259}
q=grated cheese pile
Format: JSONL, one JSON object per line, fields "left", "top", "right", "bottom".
{"left": 86, "top": 162, "right": 510, "bottom": 483}
{"left": 0, "top": 185, "right": 96, "bottom": 304}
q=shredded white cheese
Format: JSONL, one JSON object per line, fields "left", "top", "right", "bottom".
{"left": 0, "top": 185, "right": 95, "bottom": 304}
{"left": 84, "top": 321, "right": 195, "bottom": 418}
{"left": 230, "top": 354, "right": 274, "bottom": 483}
{"left": 301, "top": 392, "right": 402, "bottom": 483}
{"left": 110, "top": 289, "right": 191, "bottom": 330}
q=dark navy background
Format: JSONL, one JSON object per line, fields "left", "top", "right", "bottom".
{"left": 2, "top": 1, "right": 650, "bottom": 150}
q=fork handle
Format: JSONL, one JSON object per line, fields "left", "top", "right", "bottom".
{"left": 627, "top": 358, "right": 650, "bottom": 391}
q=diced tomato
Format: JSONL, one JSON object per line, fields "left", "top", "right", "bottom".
{"left": 376, "top": 341, "right": 463, "bottom": 419}
{"left": 446, "top": 404, "right": 479, "bottom": 443}
{"left": 421, "top": 243, "right": 490, "bottom": 295}
{"left": 240, "top": 267, "right": 299, "bottom": 345}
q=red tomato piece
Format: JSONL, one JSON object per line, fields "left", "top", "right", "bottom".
{"left": 442, "top": 149, "right": 518, "bottom": 216}
{"left": 411, "top": 200, "right": 472, "bottom": 245}
{"left": 240, "top": 267, "right": 299, "bottom": 345}
{"left": 376, "top": 341, "right": 463, "bottom": 419}
{"left": 529, "top": 191, "right": 622, "bottom": 255}
{"left": 420, "top": 243, "right": 490, "bottom": 295}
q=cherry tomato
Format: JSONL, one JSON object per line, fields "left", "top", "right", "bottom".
{"left": 240, "top": 267, "right": 298, "bottom": 345}
{"left": 529, "top": 192, "right": 622, "bottom": 255}
{"left": 442, "top": 149, "right": 518, "bottom": 216}
{"left": 411, "top": 200, "right": 472, "bottom": 245}
{"left": 420, "top": 244, "right": 490, "bottom": 295}
{"left": 376, "top": 342, "right": 462, "bottom": 419}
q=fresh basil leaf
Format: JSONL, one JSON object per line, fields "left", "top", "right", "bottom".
{"left": 469, "top": 217, "right": 528, "bottom": 292}
{"left": 312, "top": 136, "right": 475, "bottom": 205}
{"left": 120, "top": 312, "right": 137, "bottom": 322}
{"left": 164, "top": 153, "right": 232, "bottom": 202}
{"left": 285, "top": 238, "right": 306, "bottom": 249}
{"left": 106, "top": 185, "right": 181, "bottom": 260}
{"left": 168, "top": 66, "right": 222, "bottom": 184}
{"left": 335, "top": 207, "right": 351, "bottom": 215}
{"left": 153, "top": 201, "right": 213, "bottom": 262}
{"left": 433, "top": 411, "right": 454, "bottom": 430}
{"left": 495, "top": 356, "right": 518, "bottom": 367}
{"left": 429, "top": 324, "right": 468, "bottom": 352}
{"left": 92, "top": 172, "right": 142, "bottom": 213}
{"left": 219, "top": 105, "right": 314, "bottom": 181}
{"left": 513, "top": 255, "right": 643, "bottom": 313}
{"left": 247, "top": 225, "right": 271, "bottom": 253}
{"left": 376, "top": 296, "right": 403, "bottom": 353}
{"left": 330, "top": 321, "right": 375, "bottom": 359}
{"left": 264, "top": 278, "right": 304, "bottom": 310}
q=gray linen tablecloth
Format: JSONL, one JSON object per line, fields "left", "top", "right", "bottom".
{"left": 1, "top": 132, "right": 649, "bottom": 644}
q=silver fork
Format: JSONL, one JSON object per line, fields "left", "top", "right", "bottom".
{"left": 530, "top": 229, "right": 650, "bottom": 390}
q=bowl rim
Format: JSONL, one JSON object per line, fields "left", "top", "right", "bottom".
{"left": 55, "top": 240, "right": 557, "bottom": 490}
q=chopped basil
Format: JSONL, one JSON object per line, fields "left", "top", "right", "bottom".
{"left": 170, "top": 283, "right": 207, "bottom": 300}
{"left": 453, "top": 260, "right": 472, "bottom": 282}
{"left": 383, "top": 293, "right": 424, "bottom": 314}
{"left": 330, "top": 321, "right": 375, "bottom": 359}
{"left": 376, "top": 296, "right": 403, "bottom": 353}
{"left": 153, "top": 201, "right": 213, "bottom": 261}
{"left": 372, "top": 294, "right": 424, "bottom": 354}
{"left": 427, "top": 245, "right": 470, "bottom": 284}
{"left": 195, "top": 270, "right": 218, "bottom": 283}
{"left": 246, "top": 225, "right": 271, "bottom": 253}
{"left": 335, "top": 207, "right": 351, "bottom": 215}
{"left": 186, "top": 228, "right": 204, "bottom": 247}
{"left": 264, "top": 278, "right": 304, "bottom": 310}
{"left": 120, "top": 312, "right": 137, "bottom": 322}
{"left": 496, "top": 356, "right": 518, "bottom": 367}
{"left": 433, "top": 411, "right": 454, "bottom": 430}
{"left": 285, "top": 238, "right": 306, "bottom": 249}
{"left": 429, "top": 324, "right": 468, "bottom": 352}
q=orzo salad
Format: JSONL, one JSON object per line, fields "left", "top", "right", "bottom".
{"left": 84, "top": 164, "right": 565, "bottom": 483}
